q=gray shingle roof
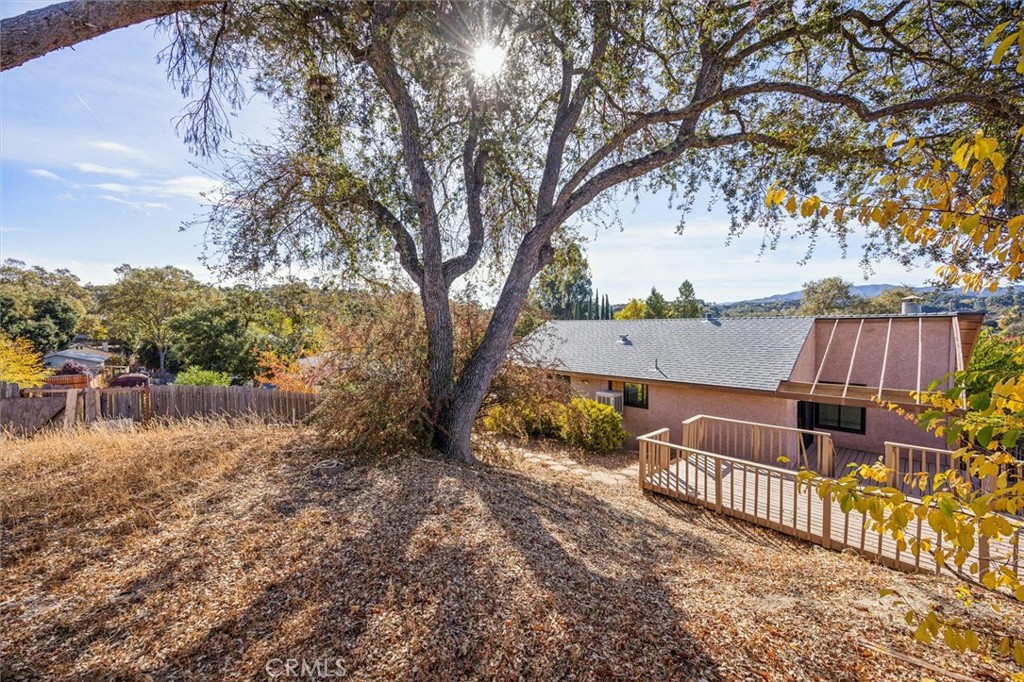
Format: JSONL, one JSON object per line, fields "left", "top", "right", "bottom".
{"left": 43, "top": 349, "right": 109, "bottom": 365}
{"left": 524, "top": 318, "right": 815, "bottom": 392}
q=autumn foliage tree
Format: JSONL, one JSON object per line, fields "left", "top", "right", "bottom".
{"left": 0, "top": 331, "right": 51, "bottom": 387}
{"left": 777, "top": 22, "right": 1024, "bottom": 667}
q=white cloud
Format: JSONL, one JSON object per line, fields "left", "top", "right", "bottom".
{"left": 88, "top": 140, "right": 148, "bottom": 159}
{"left": 74, "top": 162, "right": 139, "bottom": 179}
{"left": 79, "top": 174, "right": 221, "bottom": 208}
{"left": 27, "top": 168, "right": 62, "bottom": 181}
{"left": 153, "top": 175, "right": 223, "bottom": 199}
{"left": 92, "top": 182, "right": 133, "bottom": 193}
{"left": 99, "top": 195, "right": 171, "bottom": 211}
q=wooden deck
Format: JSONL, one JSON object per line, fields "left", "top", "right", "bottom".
{"left": 640, "top": 418, "right": 1022, "bottom": 578}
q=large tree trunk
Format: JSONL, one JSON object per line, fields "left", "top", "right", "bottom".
{"left": 1, "top": 0, "right": 218, "bottom": 71}
{"left": 432, "top": 233, "right": 550, "bottom": 463}
{"left": 422, "top": 274, "right": 457, "bottom": 456}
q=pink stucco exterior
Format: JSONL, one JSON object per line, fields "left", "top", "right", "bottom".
{"left": 786, "top": 316, "right": 962, "bottom": 452}
{"left": 790, "top": 316, "right": 961, "bottom": 392}
{"left": 570, "top": 374, "right": 795, "bottom": 448}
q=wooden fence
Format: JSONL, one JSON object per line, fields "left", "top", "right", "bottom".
{"left": 639, "top": 422, "right": 1022, "bottom": 578}
{"left": 1, "top": 382, "right": 320, "bottom": 436}
{"left": 149, "top": 385, "right": 319, "bottom": 422}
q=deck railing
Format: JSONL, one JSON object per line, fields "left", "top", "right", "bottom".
{"left": 680, "top": 414, "right": 836, "bottom": 476}
{"left": 884, "top": 442, "right": 959, "bottom": 494}
{"left": 638, "top": 426, "right": 1023, "bottom": 578}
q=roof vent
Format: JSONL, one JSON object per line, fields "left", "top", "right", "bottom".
{"left": 703, "top": 311, "right": 714, "bottom": 320}
{"left": 901, "top": 295, "right": 922, "bottom": 315}
{"left": 617, "top": 334, "right": 631, "bottom": 345}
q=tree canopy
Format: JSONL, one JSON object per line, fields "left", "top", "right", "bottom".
{"left": 532, "top": 243, "right": 593, "bottom": 320}
{"left": 103, "top": 265, "right": 205, "bottom": 373}
{"left": 4, "top": 0, "right": 1023, "bottom": 460}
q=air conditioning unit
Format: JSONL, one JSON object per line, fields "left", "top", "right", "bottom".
{"left": 595, "top": 390, "right": 624, "bottom": 413}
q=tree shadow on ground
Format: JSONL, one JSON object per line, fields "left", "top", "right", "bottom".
{"left": 6, "top": 451, "right": 723, "bottom": 681}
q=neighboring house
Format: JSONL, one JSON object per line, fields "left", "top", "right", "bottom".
{"left": 68, "top": 341, "right": 122, "bottom": 355}
{"left": 42, "top": 348, "right": 112, "bottom": 373}
{"left": 526, "top": 309, "right": 985, "bottom": 455}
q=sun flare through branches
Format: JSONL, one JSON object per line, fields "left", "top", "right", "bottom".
{"left": 471, "top": 41, "right": 505, "bottom": 79}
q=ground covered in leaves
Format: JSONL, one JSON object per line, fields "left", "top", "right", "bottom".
{"left": 2, "top": 421, "right": 1022, "bottom": 681}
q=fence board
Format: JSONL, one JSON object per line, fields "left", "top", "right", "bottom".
{"left": 148, "top": 385, "right": 318, "bottom": 423}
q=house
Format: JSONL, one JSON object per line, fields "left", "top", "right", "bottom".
{"left": 525, "top": 308, "right": 985, "bottom": 456}
{"left": 42, "top": 348, "right": 112, "bottom": 374}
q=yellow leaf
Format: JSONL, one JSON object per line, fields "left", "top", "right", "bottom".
{"left": 785, "top": 195, "right": 797, "bottom": 213}
{"left": 1007, "top": 215, "right": 1024, "bottom": 236}
{"left": 994, "top": 32, "right": 1017, "bottom": 65}
{"left": 986, "top": 20, "right": 1012, "bottom": 47}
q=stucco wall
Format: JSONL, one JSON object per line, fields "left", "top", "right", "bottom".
{"left": 570, "top": 374, "right": 795, "bottom": 447}
{"left": 809, "top": 316, "right": 959, "bottom": 391}
{"left": 781, "top": 316, "right": 959, "bottom": 454}
{"left": 569, "top": 371, "right": 945, "bottom": 455}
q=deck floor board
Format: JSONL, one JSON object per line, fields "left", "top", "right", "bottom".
{"left": 643, "top": 447, "right": 1021, "bottom": 577}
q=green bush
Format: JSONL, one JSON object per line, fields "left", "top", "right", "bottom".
{"left": 174, "top": 366, "right": 233, "bottom": 386}
{"left": 558, "top": 397, "right": 628, "bottom": 453}
{"left": 482, "top": 400, "right": 563, "bottom": 440}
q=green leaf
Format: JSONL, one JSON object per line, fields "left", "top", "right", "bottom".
{"left": 976, "top": 424, "right": 994, "bottom": 448}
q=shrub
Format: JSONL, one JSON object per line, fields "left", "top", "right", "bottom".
{"left": 255, "top": 349, "right": 321, "bottom": 393}
{"left": 54, "top": 361, "right": 88, "bottom": 376}
{"left": 558, "top": 397, "right": 628, "bottom": 453}
{"left": 315, "top": 290, "right": 431, "bottom": 458}
{"left": 174, "top": 366, "right": 232, "bottom": 386}
{"left": 482, "top": 400, "right": 563, "bottom": 440}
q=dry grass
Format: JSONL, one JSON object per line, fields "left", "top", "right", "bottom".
{"left": 2, "top": 422, "right": 1023, "bottom": 681}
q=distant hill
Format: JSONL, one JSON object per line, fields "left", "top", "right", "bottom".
{"left": 730, "top": 284, "right": 1005, "bottom": 306}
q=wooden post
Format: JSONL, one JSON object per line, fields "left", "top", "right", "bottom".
{"left": 820, "top": 437, "right": 835, "bottom": 478}
{"left": 977, "top": 472, "right": 998, "bottom": 575}
{"left": 821, "top": 487, "right": 833, "bottom": 549}
{"left": 638, "top": 439, "right": 647, "bottom": 490}
{"left": 884, "top": 443, "right": 899, "bottom": 488}
{"left": 63, "top": 389, "right": 79, "bottom": 429}
{"left": 84, "top": 388, "right": 97, "bottom": 423}
{"left": 714, "top": 457, "right": 723, "bottom": 513}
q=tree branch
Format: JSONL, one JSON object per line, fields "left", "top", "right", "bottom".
{"left": 443, "top": 132, "right": 488, "bottom": 287}
{"left": 361, "top": 197, "right": 424, "bottom": 288}
{"left": 1, "top": 0, "right": 219, "bottom": 71}
{"left": 366, "top": 4, "right": 443, "bottom": 274}
{"left": 535, "top": 2, "right": 611, "bottom": 215}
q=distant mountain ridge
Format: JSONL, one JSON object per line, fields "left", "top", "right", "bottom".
{"left": 727, "top": 284, "right": 1005, "bottom": 306}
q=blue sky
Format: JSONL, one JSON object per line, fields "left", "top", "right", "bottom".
{"left": 0, "top": 2, "right": 940, "bottom": 303}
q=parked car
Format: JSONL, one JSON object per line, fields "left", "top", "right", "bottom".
{"left": 110, "top": 373, "right": 149, "bottom": 388}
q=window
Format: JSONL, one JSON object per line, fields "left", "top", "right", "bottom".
{"left": 814, "top": 403, "right": 865, "bottom": 434}
{"left": 623, "top": 382, "right": 648, "bottom": 409}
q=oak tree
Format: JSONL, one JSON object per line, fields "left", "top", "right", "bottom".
{"left": 5, "top": 1, "right": 1022, "bottom": 461}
